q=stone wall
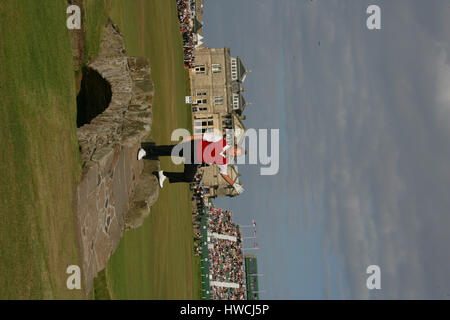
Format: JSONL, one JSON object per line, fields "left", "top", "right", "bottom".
{"left": 75, "top": 20, "right": 159, "bottom": 294}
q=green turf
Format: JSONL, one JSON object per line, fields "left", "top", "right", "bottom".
{"left": 92, "top": 269, "right": 112, "bottom": 300}
{"left": 83, "top": 0, "right": 112, "bottom": 62}
{"left": 100, "top": 0, "right": 199, "bottom": 299}
{"left": 0, "top": 0, "right": 83, "bottom": 299}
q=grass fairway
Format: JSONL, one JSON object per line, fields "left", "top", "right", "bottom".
{"left": 0, "top": 1, "right": 83, "bottom": 299}
{"left": 100, "top": 0, "right": 200, "bottom": 299}
{"left": 84, "top": 0, "right": 113, "bottom": 61}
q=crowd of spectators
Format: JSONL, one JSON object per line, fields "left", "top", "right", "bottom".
{"left": 209, "top": 237, "right": 246, "bottom": 300}
{"left": 176, "top": 0, "right": 196, "bottom": 68}
{"left": 207, "top": 208, "right": 240, "bottom": 237}
{"left": 212, "top": 286, "right": 246, "bottom": 300}
{"left": 191, "top": 172, "right": 207, "bottom": 256}
{"left": 207, "top": 208, "right": 246, "bottom": 300}
{"left": 189, "top": 176, "right": 247, "bottom": 299}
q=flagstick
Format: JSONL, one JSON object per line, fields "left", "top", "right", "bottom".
{"left": 239, "top": 220, "right": 257, "bottom": 229}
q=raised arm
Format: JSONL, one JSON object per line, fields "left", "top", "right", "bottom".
{"left": 220, "top": 173, "right": 235, "bottom": 186}
{"left": 182, "top": 134, "right": 203, "bottom": 142}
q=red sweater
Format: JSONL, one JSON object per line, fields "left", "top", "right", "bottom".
{"left": 195, "top": 139, "right": 228, "bottom": 165}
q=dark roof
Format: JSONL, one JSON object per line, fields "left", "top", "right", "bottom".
{"left": 230, "top": 82, "right": 249, "bottom": 114}
{"left": 239, "top": 93, "right": 246, "bottom": 108}
{"left": 193, "top": 18, "right": 203, "bottom": 33}
{"left": 232, "top": 81, "right": 241, "bottom": 94}
{"left": 236, "top": 56, "right": 248, "bottom": 82}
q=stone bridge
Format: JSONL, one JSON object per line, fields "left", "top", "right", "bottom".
{"left": 75, "top": 20, "right": 159, "bottom": 294}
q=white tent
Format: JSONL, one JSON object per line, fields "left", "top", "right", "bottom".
{"left": 195, "top": 40, "right": 204, "bottom": 48}
{"left": 194, "top": 33, "right": 204, "bottom": 43}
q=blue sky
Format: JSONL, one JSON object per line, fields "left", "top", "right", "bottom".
{"left": 206, "top": 0, "right": 450, "bottom": 299}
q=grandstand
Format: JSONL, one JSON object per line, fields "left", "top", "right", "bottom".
{"left": 245, "top": 255, "right": 260, "bottom": 300}
{"left": 190, "top": 170, "right": 257, "bottom": 300}
{"left": 193, "top": 199, "right": 246, "bottom": 299}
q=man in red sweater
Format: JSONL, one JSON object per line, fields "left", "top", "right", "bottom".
{"left": 137, "top": 133, "right": 245, "bottom": 195}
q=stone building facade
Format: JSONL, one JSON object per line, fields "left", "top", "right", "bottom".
{"left": 189, "top": 47, "right": 250, "bottom": 198}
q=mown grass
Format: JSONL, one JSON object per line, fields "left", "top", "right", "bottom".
{"left": 83, "top": 0, "right": 112, "bottom": 62}
{"left": 0, "top": 0, "right": 83, "bottom": 299}
{"left": 92, "top": 269, "right": 112, "bottom": 300}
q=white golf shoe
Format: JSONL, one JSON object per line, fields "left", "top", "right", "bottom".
{"left": 158, "top": 170, "right": 167, "bottom": 188}
{"left": 137, "top": 148, "right": 146, "bottom": 160}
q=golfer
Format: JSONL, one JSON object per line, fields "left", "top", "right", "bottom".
{"left": 137, "top": 133, "right": 245, "bottom": 195}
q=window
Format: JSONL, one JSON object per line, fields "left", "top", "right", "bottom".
{"left": 196, "top": 99, "right": 207, "bottom": 104}
{"left": 194, "top": 116, "right": 215, "bottom": 136}
{"left": 212, "top": 64, "right": 222, "bottom": 73}
{"left": 199, "top": 107, "right": 208, "bottom": 111}
{"left": 233, "top": 94, "right": 240, "bottom": 109}
{"left": 196, "top": 91, "right": 207, "bottom": 96}
{"left": 214, "top": 96, "right": 223, "bottom": 105}
{"left": 231, "top": 58, "right": 238, "bottom": 80}
{"left": 195, "top": 65, "right": 206, "bottom": 74}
